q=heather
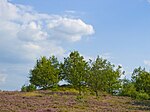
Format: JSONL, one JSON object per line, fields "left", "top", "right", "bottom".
{"left": 0, "top": 90, "right": 150, "bottom": 112}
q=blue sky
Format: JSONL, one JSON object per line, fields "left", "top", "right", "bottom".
{"left": 1, "top": 0, "right": 150, "bottom": 90}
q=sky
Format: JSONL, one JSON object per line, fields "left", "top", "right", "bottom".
{"left": 1, "top": 0, "right": 150, "bottom": 90}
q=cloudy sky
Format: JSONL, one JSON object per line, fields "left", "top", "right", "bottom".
{"left": 1, "top": 0, "right": 150, "bottom": 90}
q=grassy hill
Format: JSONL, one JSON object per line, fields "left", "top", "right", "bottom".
{"left": 0, "top": 90, "right": 150, "bottom": 112}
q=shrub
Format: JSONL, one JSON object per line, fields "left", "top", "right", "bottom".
{"left": 21, "top": 85, "right": 27, "bottom": 92}
{"left": 26, "top": 84, "right": 36, "bottom": 92}
{"left": 136, "top": 92, "right": 149, "bottom": 100}
{"left": 120, "top": 83, "right": 137, "bottom": 98}
{"left": 21, "top": 84, "right": 36, "bottom": 92}
{"left": 51, "top": 84, "right": 58, "bottom": 91}
{"left": 128, "top": 89, "right": 138, "bottom": 98}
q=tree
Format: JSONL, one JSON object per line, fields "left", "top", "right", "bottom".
{"left": 87, "top": 56, "right": 122, "bottom": 96}
{"left": 120, "top": 78, "right": 137, "bottom": 98}
{"left": 132, "top": 67, "right": 150, "bottom": 95}
{"left": 88, "top": 56, "right": 107, "bottom": 96}
{"left": 105, "top": 65, "right": 122, "bottom": 94}
{"left": 62, "top": 51, "right": 89, "bottom": 95}
{"left": 29, "top": 56, "right": 61, "bottom": 89}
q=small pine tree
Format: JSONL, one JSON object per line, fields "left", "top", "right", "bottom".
{"left": 29, "top": 56, "right": 61, "bottom": 90}
{"left": 62, "top": 51, "right": 89, "bottom": 95}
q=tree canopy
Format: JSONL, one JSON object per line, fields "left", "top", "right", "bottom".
{"left": 29, "top": 56, "right": 61, "bottom": 89}
{"left": 62, "top": 51, "right": 89, "bottom": 95}
{"left": 88, "top": 56, "right": 123, "bottom": 96}
{"left": 26, "top": 50, "right": 150, "bottom": 100}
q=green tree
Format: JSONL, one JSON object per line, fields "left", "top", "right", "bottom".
{"left": 88, "top": 56, "right": 107, "bottom": 96}
{"left": 62, "top": 51, "right": 89, "bottom": 95}
{"left": 87, "top": 56, "right": 122, "bottom": 96}
{"left": 120, "top": 67, "right": 150, "bottom": 100}
{"left": 120, "top": 78, "right": 137, "bottom": 98}
{"left": 29, "top": 56, "right": 61, "bottom": 89}
{"left": 132, "top": 67, "right": 150, "bottom": 95}
{"left": 105, "top": 65, "right": 122, "bottom": 94}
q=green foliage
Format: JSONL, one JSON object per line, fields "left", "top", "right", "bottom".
{"left": 29, "top": 56, "right": 61, "bottom": 89}
{"left": 87, "top": 57, "right": 106, "bottom": 96}
{"left": 120, "top": 67, "right": 150, "bottom": 100}
{"left": 120, "top": 78, "right": 137, "bottom": 97}
{"left": 21, "top": 84, "right": 36, "bottom": 92}
{"left": 27, "top": 84, "right": 36, "bottom": 92}
{"left": 87, "top": 56, "right": 122, "bottom": 96}
{"left": 62, "top": 51, "right": 89, "bottom": 95}
{"left": 136, "top": 92, "right": 149, "bottom": 100}
{"left": 132, "top": 67, "right": 150, "bottom": 95}
{"left": 123, "top": 84, "right": 137, "bottom": 98}
{"left": 25, "top": 50, "right": 150, "bottom": 101}
{"left": 120, "top": 79, "right": 150, "bottom": 100}
{"left": 51, "top": 84, "right": 58, "bottom": 91}
{"left": 21, "top": 85, "right": 27, "bottom": 92}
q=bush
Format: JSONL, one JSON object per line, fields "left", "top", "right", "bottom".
{"left": 21, "top": 85, "right": 27, "bottom": 92}
{"left": 27, "top": 84, "right": 36, "bottom": 92}
{"left": 51, "top": 84, "right": 58, "bottom": 91}
{"left": 136, "top": 92, "right": 149, "bottom": 100}
{"left": 128, "top": 89, "right": 138, "bottom": 98}
{"left": 21, "top": 84, "right": 36, "bottom": 92}
{"left": 120, "top": 83, "right": 137, "bottom": 98}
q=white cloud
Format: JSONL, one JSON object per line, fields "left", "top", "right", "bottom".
{"left": 0, "top": 0, "right": 94, "bottom": 90}
{"left": 0, "top": 0, "right": 19, "bottom": 20}
{"left": 0, "top": 0, "right": 94, "bottom": 62}
{"left": 47, "top": 18, "right": 94, "bottom": 42}
{"left": 18, "top": 22, "right": 48, "bottom": 42}
{"left": 144, "top": 60, "right": 150, "bottom": 66}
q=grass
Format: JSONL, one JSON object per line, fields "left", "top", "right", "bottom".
{"left": 0, "top": 90, "right": 150, "bottom": 111}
